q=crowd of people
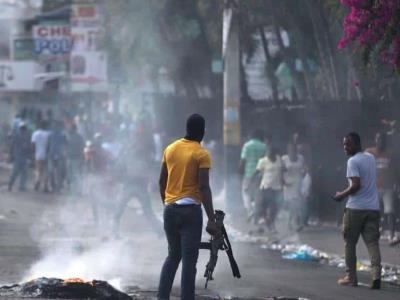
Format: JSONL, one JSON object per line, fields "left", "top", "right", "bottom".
{"left": 4, "top": 107, "right": 400, "bottom": 245}
{"left": 240, "top": 129, "right": 312, "bottom": 233}
{"left": 6, "top": 108, "right": 163, "bottom": 236}
{"left": 240, "top": 128, "right": 399, "bottom": 245}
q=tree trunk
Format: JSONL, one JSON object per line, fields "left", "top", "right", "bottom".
{"left": 191, "top": 1, "right": 216, "bottom": 94}
{"left": 346, "top": 61, "right": 352, "bottom": 101}
{"left": 317, "top": 0, "right": 340, "bottom": 99}
{"left": 258, "top": 26, "right": 279, "bottom": 102}
{"left": 298, "top": 49, "right": 314, "bottom": 101}
{"left": 239, "top": 44, "right": 250, "bottom": 100}
{"left": 346, "top": 51, "right": 363, "bottom": 101}
{"left": 285, "top": 7, "right": 315, "bottom": 101}
{"left": 305, "top": 0, "right": 335, "bottom": 100}
{"left": 272, "top": 21, "right": 307, "bottom": 100}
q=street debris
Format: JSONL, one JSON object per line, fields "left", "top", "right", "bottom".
{"left": 226, "top": 224, "right": 400, "bottom": 286}
{"left": 282, "top": 245, "right": 320, "bottom": 262}
{"left": 269, "top": 242, "right": 399, "bottom": 285}
{"left": 0, "top": 277, "right": 132, "bottom": 299}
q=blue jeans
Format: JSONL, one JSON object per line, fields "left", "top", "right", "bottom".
{"left": 158, "top": 204, "right": 203, "bottom": 300}
{"left": 67, "top": 158, "right": 83, "bottom": 194}
{"left": 49, "top": 157, "right": 66, "bottom": 192}
{"left": 9, "top": 158, "right": 27, "bottom": 190}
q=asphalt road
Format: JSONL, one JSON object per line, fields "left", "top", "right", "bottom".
{"left": 0, "top": 190, "right": 398, "bottom": 300}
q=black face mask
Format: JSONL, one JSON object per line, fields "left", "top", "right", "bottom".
{"left": 185, "top": 129, "right": 204, "bottom": 142}
{"left": 185, "top": 135, "right": 203, "bottom": 142}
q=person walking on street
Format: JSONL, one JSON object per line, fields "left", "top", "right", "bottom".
{"left": 8, "top": 123, "right": 31, "bottom": 191}
{"left": 84, "top": 133, "right": 111, "bottom": 225}
{"left": 66, "top": 123, "right": 85, "bottom": 194}
{"left": 282, "top": 142, "right": 306, "bottom": 231}
{"left": 48, "top": 121, "right": 68, "bottom": 193}
{"left": 113, "top": 128, "right": 163, "bottom": 236}
{"left": 334, "top": 132, "right": 381, "bottom": 289}
{"left": 32, "top": 121, "right": 50, "bottom": 192}
{"left": 239, "top": 129, "right": 267, "bottom": 221}
{"left": 157, "top": 114, "right": 219, "bottom": 300}
{"left": 253, "top": 146, "right": 283, "bottom": 232}
{"left": 366, "top": 132, "right": 398, "bottom": 244}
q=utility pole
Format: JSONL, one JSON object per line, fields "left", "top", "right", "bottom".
{"left": 223, "top": 0, "right": 242, "bottom": 215}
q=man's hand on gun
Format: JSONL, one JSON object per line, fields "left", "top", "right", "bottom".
{"left": 200, "top": 210, "right": 241, "bottom": 289}
{"left": 206, "top": 219, "right": 220, "bottom": 237}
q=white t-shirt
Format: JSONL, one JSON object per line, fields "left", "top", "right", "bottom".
{"left": 346, "top": 152, "right": 379, "bottom": 210}
{"left": 175, "top": 197, "right": 200, "bottom": 205}
{"left": 31, "top": 129, "right": 50, "bottom": 161}
{"left": 282, "top": 154, "right": 305, "bottom": 200}
{"left": 256, "top": 155, "right": 283, "bottom": 190}
{"left": 301, "top": 172, "right": 312, "bottom": 199}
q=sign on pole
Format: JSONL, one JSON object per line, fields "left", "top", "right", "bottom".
{"left": 33, "top": 24, "right": 72, "bottom": 57}
{"left": 69, "top": 3, "right": 108, "bottom": 92}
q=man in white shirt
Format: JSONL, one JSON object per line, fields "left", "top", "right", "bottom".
{"left": 31, "top": 121, "right": 50, "bottom": 192}
{"left": 334, "top": 132, "right": 381, "bottom": 290}
{"left": 282, "top": 143, "right": 306, "bottom": 231}
{"left": 254, "top": 147, "right": 283, "bottom": 231}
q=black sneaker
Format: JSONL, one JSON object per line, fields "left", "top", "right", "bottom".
{"left": 370, "top": 279, "right": 381, "bottom": 290}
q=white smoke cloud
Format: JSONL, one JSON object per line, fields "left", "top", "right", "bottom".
{"left": 25, "top": 237, "right": 129, "bottom": 290}
{"left": 24, "top": 191, "right": 163, "bottom": 291}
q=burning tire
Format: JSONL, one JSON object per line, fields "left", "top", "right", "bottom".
{"left": 0, "top": 277, "right": 132, "bottom": 299}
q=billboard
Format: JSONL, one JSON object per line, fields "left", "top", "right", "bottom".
{"left": 70, "top": 3, "right": 107, "bottom": 92}
{"left": 71, "top": 4, "right": 102, "bottom": 27}
{"left": 71, "top": 27, "right": 103, "bottom": 52}
{"left": 33, "top": 24, "right": 72, "bottom": 57}
{"left": 0, "top": 61, "right": 43, "bottom": 91}
{"left": 70, "top": 51, "right": 107, "bottom": 92}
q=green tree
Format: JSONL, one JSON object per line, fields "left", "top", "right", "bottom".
{"left": 105, "top": 0, "right": 222, "bottom": 100}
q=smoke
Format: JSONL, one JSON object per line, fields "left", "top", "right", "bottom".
{"left": 26, "top": 238, "right": 128, "bottom": 289}
{"left": 24, "top": 183, "right": 163, "bottom": 291}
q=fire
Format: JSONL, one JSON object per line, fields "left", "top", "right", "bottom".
{"left": 63, "top": 278, "right": 91, "bottom": 284}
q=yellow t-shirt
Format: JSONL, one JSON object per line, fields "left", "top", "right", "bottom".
{"left": 163, "top": 138, "right": 212, "bottom": 205}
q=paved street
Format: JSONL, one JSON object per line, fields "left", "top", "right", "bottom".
{"left": 0, "top": 187, "right": 399, "bottom": 300}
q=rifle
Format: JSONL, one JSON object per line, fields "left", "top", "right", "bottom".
{"left": 199, "top": 210, "right": 241, "bottom": 288}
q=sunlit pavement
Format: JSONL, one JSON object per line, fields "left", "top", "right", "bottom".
{"left": 0, "top": 189, "right": 399, "bottom": 300}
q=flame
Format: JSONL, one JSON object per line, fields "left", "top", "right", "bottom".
{"left": 63, "top": 278, "right": 91, "bottom": 284}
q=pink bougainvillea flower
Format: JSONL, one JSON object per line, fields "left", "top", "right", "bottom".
{"left": 338, "top": 0, "right": 400, "bottom": 70}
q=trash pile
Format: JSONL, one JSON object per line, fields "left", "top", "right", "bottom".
{"left": 281, "top": 245, "right": 323, "bottom": 262}
{"left": 262, "top": 242, "right": 399, "bottom": 285}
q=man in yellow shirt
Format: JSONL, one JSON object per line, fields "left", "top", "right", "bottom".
{"left": 157, "top": 114, "right": 219, "bottom": 300}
